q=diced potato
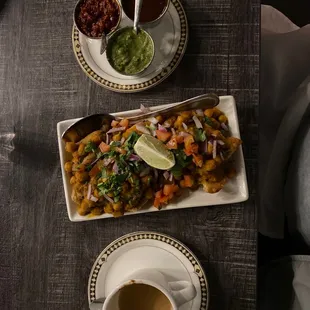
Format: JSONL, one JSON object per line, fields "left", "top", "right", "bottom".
{"left": 78, "top": 143, "right": 85, "bottom": 156}
{"left": 64, "top": 162, "right": 72, "bottom": 172}
{"left": 78, "top": 199, "right": 95, "bottom": 216}
{"left": 75, "top": 171, "right": 89, "bottom": 182}
{"left": 65, "top": 142, "right": 77, "bottom": 153}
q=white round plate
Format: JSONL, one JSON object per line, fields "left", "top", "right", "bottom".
{"left": 88, "top": 232, "right": 209, "bottom": 310}
{"left": 72, "top": 0, "right": 188, "bottom": 93}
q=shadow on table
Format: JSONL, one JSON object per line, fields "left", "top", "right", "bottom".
{"left": 182, "top": 242, "right": 227, "bottom": 309}
{"left": 8, "top": 129, "right": 58, "bottom": 171}
{"left": 258, "top": 257, "right": 295, "bottom": 310}
{"left": 0, "top": 0, "right": 9, "bottom": 16}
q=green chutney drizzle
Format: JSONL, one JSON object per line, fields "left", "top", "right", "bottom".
{"left": 107, "top": 28, "right": 154, "bottom": 75}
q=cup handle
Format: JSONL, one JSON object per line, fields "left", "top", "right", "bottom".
{"left": 168, "top": 281, "right": 197, "bottom": 307}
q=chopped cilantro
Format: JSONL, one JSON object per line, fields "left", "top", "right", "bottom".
{"left": 170, "top": 149, "right": 192, "bottom": 177}
{"left": 96, "top": 151, "right": 103, "bottom": 159}
{"left": 205, "top": 116, "right": 214, "bottom": 127}
{"left": 170, "top": 164, "right": 183, "bottom": 177}
{"left": 194, "top": 128, "right": 206, "bottom": 142}
{"left": 124, "top": 132, "right": 140, "bottom": 151}
{"left": 97, "top": 173, "right": 128, "bottom": 199}
{"left": 101, "top": 168, "right": 108, "bottom": 178}
{"left": 85, "top": 141, "right": 97, "bottom": 153}
{"left": 173, "top": 149, "right": 192, "bottom": 168}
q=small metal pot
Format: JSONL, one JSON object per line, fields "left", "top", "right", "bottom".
{"left": 121, "top": 0, "right": 171, "bottom": 27}
{"left": 73, "top": 0, "right": 122, "bottom": 39}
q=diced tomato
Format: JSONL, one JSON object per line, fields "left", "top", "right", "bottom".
{"left": 184, "top": 175, "right": 194, "bottom": 187}
{"left": 184, "top": 135, "right": 194, "bottom": 149}
{"left": 99, "top": 142, "right": 110, "bottom": 153}
{"left": 166, "top": 137, "right": 178, "bottom": 149}
{"left": 89, "top": 165, "right": 100, "bottom": 177}
{"left": 119, "top": 118, "right": 129, "bottom": 129}
{"left": 176, "top": 135, "right": 184, "bottom": 144}
{"left": 163, "top": 184, "right": 179, "bottom": 195}
{"left": 156, "top": 130, "right": 172, "bottom": 142}
{"left": 184, "top": 149, "right": 192, "bottom": 156}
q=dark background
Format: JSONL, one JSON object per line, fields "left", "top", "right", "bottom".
{"left": 259, "top": 0, "right": 310, "bottom": 266}
{"left": 262, "top": 0, "right": 310, "bottom": 27}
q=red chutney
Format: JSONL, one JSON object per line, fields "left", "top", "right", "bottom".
{"left": 76, "top": 0, "right": 120, "bottom": 38}
{"left": 122, "top": 0, "right": 168, "bottom": 23}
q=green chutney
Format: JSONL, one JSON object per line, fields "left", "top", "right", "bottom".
{"left": 107, "top": 27, "right": 154, "bottom": 75}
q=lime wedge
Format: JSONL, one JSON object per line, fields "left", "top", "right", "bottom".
{"left": 134, "top": 134, "right": 175, "bottom": 170}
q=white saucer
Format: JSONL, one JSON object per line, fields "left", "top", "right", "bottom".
{"left": 72, "top": 0, "right": 188, "bottom": 93}
{"left": 88, "top": 232, "right": 209, "bottom": 310}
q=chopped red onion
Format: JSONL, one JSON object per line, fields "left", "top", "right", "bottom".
{"left": 163, "top": 171, "right": 170, "bottom": 180}
{"left": 90, "top": 195, "right": 98, "bottom": 202}
{"left": 202, "top": 141, "right": 209, "bottom": 153}
{"left": 220, "top": 152, "right": 225, "bottom": 161}
{"left": 221, "top": 123, "right": 229, "bottom": 131}
{"left": 140, "top": 167, "right": 151, "bottom": 177}
{"left": 179, "top": 132, "right": 190, "bottom": 137}
{"left": 140, "top": 104, "right": 150, "bottom": 113}
{"left": 148, "top": 117, "right": 158, "bottom": 124}
{"left": 169, "top": 173, "right": 174, "bottom": 182}
{"left": 213, "top": 140, "right": 217, "bottom": 159}
{"left": 103, "top": 194, "right": 114, "bottom": 204}
{"left": 103, "top": 158, "right": 113, "bottom": 166}
{"left": 129, "top": 154, "right": 141, "bottom": 161}
{"left": 171, "top": 128, "right": 176, "bottom": 136}
{"left": 196, "top": 109, "right": 204, "bottom": 116}
{"left": 163, "top": 121, "right": 171, "bottom": 128}
{"left": 107, "top": 127, "right": 126, "bottom": 134}
{"left": 90, "top": 157, "right": 101, "bottom": 167}
{"left": 112, "top": 162, "right": 119, "bottom": 174}
{"left": 153, "top": 168, "right": 158, "bottom": 180}
{"left": 120, "top": 137, "right": 125, "bottom": 145}
{"left": 136, "top": 124, "right": 150, "bottom": 135}
{"left": 192, "top": 115, "right": 203, "bottom": 128}
{"left": 217, "top": 140, "right": 225, "bottom": 146}
{"left": 87, "top": 184, "right": 92, "bottom": 200}
{"left": 106, "top": 133, "right": 110, "bottom": 145}
{"left": 157, "top": 124, "right": 167, "bottom": 132}
{"left": 182, "top": 122, "right": 188, "bottom": 130}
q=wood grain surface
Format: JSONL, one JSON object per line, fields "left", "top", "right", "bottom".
{"left": 0, "top": 0, "right": 259, "bottom": 309}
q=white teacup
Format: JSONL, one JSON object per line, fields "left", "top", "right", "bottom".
{"left": 102, "top": 269, "right": 197, "bottom": 310}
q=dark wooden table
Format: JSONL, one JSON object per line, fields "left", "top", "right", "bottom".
{"left": 0, "top": 0, "right": 259, "bottom": 309}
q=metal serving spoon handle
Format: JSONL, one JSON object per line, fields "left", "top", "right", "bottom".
{"left": 133, "top": 0, "right": 143, "bottom": 33}
{"left": 100, "top": 33, "right": 108, "bottom": 55}
{"left": 62, "top": 93, "right": 219, "bottom": 142}
{"left": 122, "top": 93, "right": 219, "bottom": 122}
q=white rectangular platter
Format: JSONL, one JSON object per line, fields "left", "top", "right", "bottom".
{"left": 57, "top": 95, "right": 249, "bottom": 222}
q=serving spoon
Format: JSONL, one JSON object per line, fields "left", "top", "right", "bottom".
{"left": 100, "top": 32, "right": 108, "bottom": 55}
{"left": 62, "top": 93, "right": 220, "bottom": 142}
{"left": 133, "top": 0, "right": 143, "bottom": 33}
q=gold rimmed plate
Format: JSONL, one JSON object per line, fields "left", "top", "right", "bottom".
{"left": 72, "top": 0, "right": 188, "bottom": 93}
{"left": 88, "top": 231, "right": 209, "bottom": 310}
